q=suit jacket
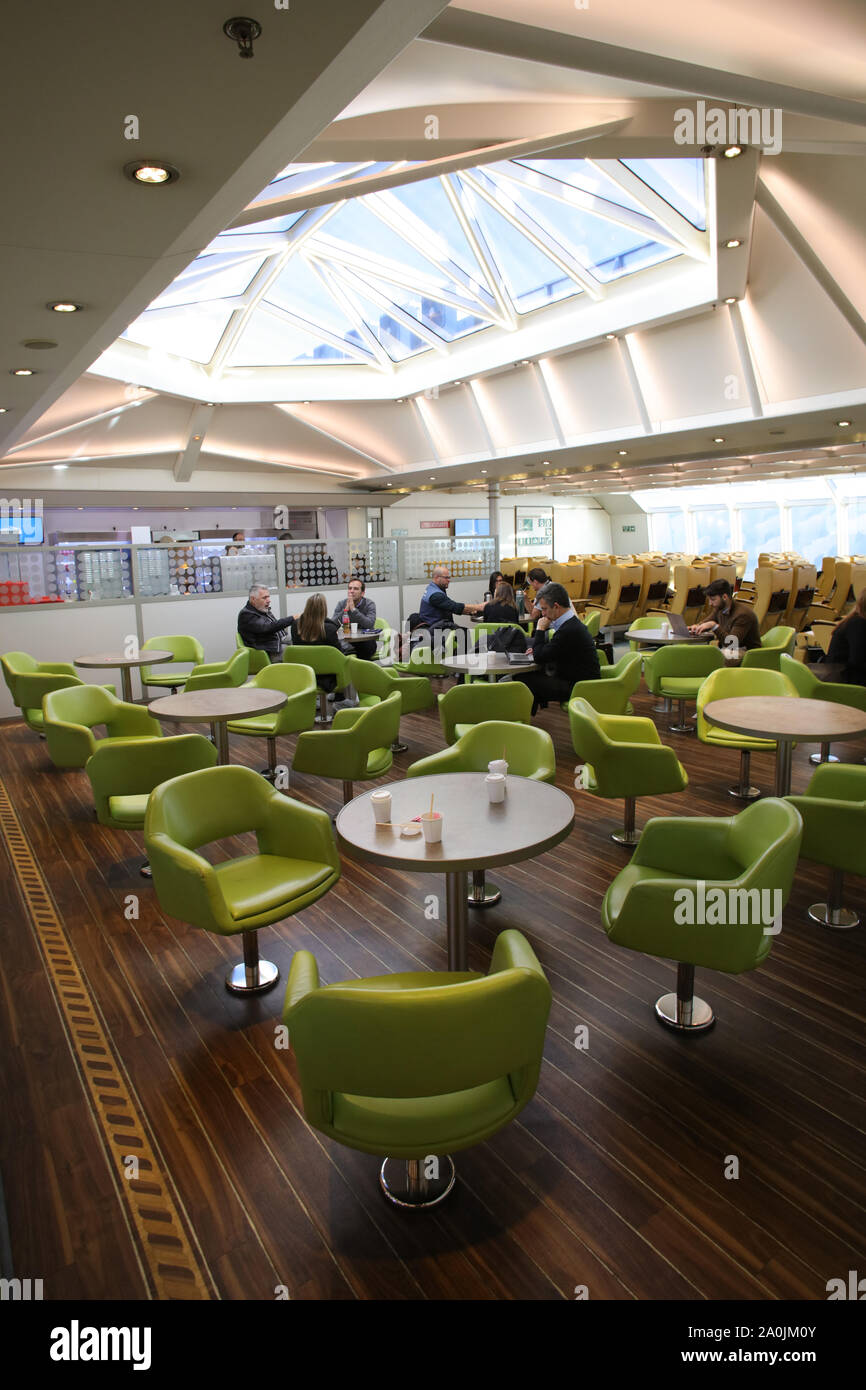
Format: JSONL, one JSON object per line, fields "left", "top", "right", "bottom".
{"left": 530, "top": 614, "right": 600, "bottom": 686}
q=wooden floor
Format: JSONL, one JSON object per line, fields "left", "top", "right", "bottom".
{"left": 1, "top": 676, "right": 865, "bottom": 1302}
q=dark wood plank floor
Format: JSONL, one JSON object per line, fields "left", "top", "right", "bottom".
{"left": 1, "top": 675, "right": 864, "bottom": 1301}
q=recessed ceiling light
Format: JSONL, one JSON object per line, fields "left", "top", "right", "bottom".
{"left": 124, "top": 160, "right": 180, "bottom": 185}
{"left": 396, "top": 398, "right": 404, "bottom": 404}
{"left": 836, "top": 419, "right": 852, "bottom": 427}
{"left": 724, "top": 297, "right": 737, "bottom": 304}
{"left": 10, "top": 367, "right": 35, "bottom": 376}
{"left": 481, "top": 469, "right": 487, "bottom": 474}
{"left": 53, "top": 464, "right": 67, "bottom": 471}
{"left": 521, "top": 359, "right": 531, "bottom": 366}
{"left": 22, "top": 339, "right": 58, "bottom": 350}
{"left": 723, "top": 145, "right": 743, "bottom": 158}
{"left": 47, "top": 301, "right": 83, "bottom": 313}
{"left": 713, "top": 436, "right": 726, "bottom": 443}
{"left": 618, "top": 450, "right": 628, "bottom": 456}
{"left": 0, "top": 407, "right": 7, "bottom": 413}
{"left": 724, "top": 239, "right": 742, "bottom": 249}
{"left": 76, "top": 507, "right": 83, "bottom": 511}
{"left": 386, "top": 482, "right": 392, "bottom": 486}
{"left": 605, "top": 333, "right": 616, "bottom": 341}
{"left": 430, "top": 476, "right": 436, "bottom": 480}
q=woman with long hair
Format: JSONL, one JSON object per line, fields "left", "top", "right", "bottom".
{"left": 481, "top": 581, "right": 520, "bottom": 624}
{"left": 827, "top": 588, "right": 866, "bottom": 685}
{"left": 289, "top": 593, "right": 344, "bottom": 696}
{"left": 486, "top": 570, "right": 505, "bottom": 601}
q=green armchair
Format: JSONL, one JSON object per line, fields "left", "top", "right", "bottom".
{"left": 569, "top": 696, "right": 688, "bottom": 844}
{"left": 282, "top": 645, "right": 348, "bottom": 725}
{"left": 437, "top": 679, "right": 533, "bottom": 745}
{"left": 602, "top": 799, "right": 803, "bottom": 1030}
{"left": 407, "top": 720, "right": 556, "bottom": 908}
{"left": 141, "top": 635, "right": 206, "bottom": 693}
{"left": 627, "top": 614, "right": 663, "bottom": 649}
{"left": 780, "top": 654, "right": 866, "bottom": 765}
{"left": 582, "top": 610, "right": 601, "bottom": 639}
{"left": 235, "top": 632, "right": 271, "bottom": 675}
{"left": 345, "top": 654, "right": 434, "bottom": 753}
{"left": 43, "top": 684, "right": 162, "bottom": 769}
{"left": 292, "top": 690, "right": 401, "bottom": 805}
{"left": 226, "top": 663, "right": 317, "bottom": 778}
{"left": 644, "top": 644, "right": 725, "bottom": 733}
{"left": 697, "top": 666, "right": 797, "bottom": 800}
{"left": 786, "top": 763, "right": 866, "bottom": 928}
{"left": 283, "top": 928, "right": 551, "bottom": 1207}
{"left": 741, "top": 626, "right": 796, "bottom": 671}
{"left": 1, "top": 650, "right": 114, "bottom": 734}
{"left": 183, "top": 646, "right": 250, "bottom": 694}
{"left": 86, "top": 733, "right": 218, "bottom": 875}
{"left": 144, "top": 765, "right": 340, "bottom": 994}
{"left": 567, "top": 651, "right": 642, "bottom": 717}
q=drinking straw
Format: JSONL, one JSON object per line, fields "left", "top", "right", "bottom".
{"left": 429, "top": 793, "right": 434, "bottom": 817}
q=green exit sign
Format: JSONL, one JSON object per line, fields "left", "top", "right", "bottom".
{"left": 622, "top": 525, "right": 636, "bottom": 533}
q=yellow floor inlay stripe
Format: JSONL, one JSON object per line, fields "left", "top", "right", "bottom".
{"left": 0, "top": 778, "right": 214, "bottom": 1300}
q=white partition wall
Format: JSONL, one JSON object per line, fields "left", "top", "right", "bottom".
{"left": 0, "top": 602, "right": 138, "bottom": 718}
{"left": 141, "top": 596, "right": 248, "bottom": 668}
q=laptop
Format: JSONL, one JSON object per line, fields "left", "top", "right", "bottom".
{"left": 667, "top": 612, "right": 691, "bottom": 636}
{"left": 505, "top": 650, "right": 535, "bottom": 664}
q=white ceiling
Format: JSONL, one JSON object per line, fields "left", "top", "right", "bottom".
{"left": 2, "top": 0, "right": 865, "bottom": 508}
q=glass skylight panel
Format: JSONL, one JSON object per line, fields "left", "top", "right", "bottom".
{"left": 515, "top": 159, "right": 651, "bottom": 218}
{"left": 217, "top": 213, "right": 306, "bottom": 238}
{"left": 150, "top": 253, "right": 265, "bottom": 309}
{"left": 387, "top": 178, "right": 488, "bottom": 284}
{"left": 121, "top": 303, "right": 235, "bottom": 363}
{"left": 457, "top": 178, "right": 576, "bottom": 310}
{"left": 334, "top": 282, "right": 428, "bottom": 360}
{"left": 357, "top": 280, "right": 484, "bottom": 342}
{"left": 228, "top": 311, "right": 367, "bottom": 367}
{"left": 316, "top": 200, "right": 456, "bottom": 285}
{"left": 622, "top": 159, "right": 706, "bottom": 230}
{"left": 265, "top": 255, "right": 367, "bottom": 340}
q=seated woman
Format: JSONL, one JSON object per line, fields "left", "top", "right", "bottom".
{"left": 827, "top": 589, "right": 866, "bottom": 684}
{"left": 288, "top": 593, "right": 345, "bottom": 696}
{"left": 485, "top": 570, "right": 505, "bottom": 602}
{"left": 481, "top": 580, "right": 520, "bottom": 625}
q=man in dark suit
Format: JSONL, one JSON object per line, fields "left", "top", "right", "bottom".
{"left": 513, "top": 581, "right": 600, "bottom": 714}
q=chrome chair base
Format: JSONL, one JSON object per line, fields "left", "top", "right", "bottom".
{"left": 379, "top": 1155, "right": 456, "bottom": 1209}
{"left": 391, "top": 740, "right": 408, "bottom": 754}
{"left": 655, "top": 992, "right": 715, "bottom": 1031}
{"left": 669, "top": 722, "right": 695, "bottom": 735}
{"left": 808, "top": 903, "right": 859, "bottom": 929}
{"left": 611, "top": 829, "right": 641, "bottom": 846}
{"left": 139, "top": 861, "right": 152, "bottom": 879}
{"left": 728, "top": 783, "right": 761, "bottom": 801}
{"left": 226, "top": 959, "right": 279, "bottom": 994}
{"left": 809, "top": 752, "right": 839, "bottom": 765}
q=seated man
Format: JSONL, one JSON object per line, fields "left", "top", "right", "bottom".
{"left": 525, "top": 567, "right": 550, "bottom": 621}
{"left": 419, "top": 565, "right": 484, "bottom": 629}
{"left": 237, "top": 583, "right": 293, "bottom": 661}
{"left": 332, "top": 578, "right": 377, "bottom": 660}
{"left": 689, "top": 578, "right": 761, "bottom": 653}
{"left": 514, "top": 581, "right": 600, "bottom": 714}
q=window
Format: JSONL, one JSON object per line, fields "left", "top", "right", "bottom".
{"left": 849, "top": 497, "right": 866, "bottom": 555}
{"left": 650, "top": 510, "right": 687, "bottom": 552}
{"left": 789, "top": 502, "right": 838, "bottom": 567}
{"left": 693, "top": 508, "right": 731, "bottom": 554}
{"left": 739, "top": 506, "right": 781, "bottom": 579}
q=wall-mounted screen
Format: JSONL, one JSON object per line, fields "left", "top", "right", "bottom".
{"left": 454, "top": 518, "right": 490, "bottom": 537}
{"left": 0, "top": 515, "right": 44, "bottom": 544}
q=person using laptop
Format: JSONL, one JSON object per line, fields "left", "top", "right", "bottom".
{"left": 689, "top": 578, "right": 761, "bottom": 651}
{"left": 512, "top": 581, "right": 600, "bottom": 714}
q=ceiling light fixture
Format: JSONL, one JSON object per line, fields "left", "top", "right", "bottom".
{"left": 724, "top": 297, "right": 737, "bottom": 305}
{"left": 724, "top": 239, "right": 742, "bottom": 249}
{"left": 0, "top": 408, "right": 7, "bottom": 414}
{"left": 10, "top": 368, "right": 35, "bottom": 376}
{"left": 836, "top": 419, "right": 852, "bottom": 427}
{"left": 124, "top": 160, "right": 180, "bottom": 185}
{"left": 618, "top": 450, "right": 628, "bottom": 456}
{"left": 48, "top": 301, "right": 83, "bottom": 313}
{"left": 223, "top": 17, "right": 262, "bottom": 59}
{"left": 723, "top": 145, "right": 743, "bottom": 158}
{"left": 481, "top": 469, "right": 487, "bottom": 474}
{"left": 53, "top": 464, "right": 67, "bottom": 471}
{"left": 713, "top": 436, "right": 725, "bottom": 443}
{"left": 22, "top": 339, "right": 58, "bottom": 350}
{"left": 605, "top": 333, "right": 616, "bottom": 341}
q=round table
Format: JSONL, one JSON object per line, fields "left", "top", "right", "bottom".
{"left": 442, "top": 651, "right": 537, "bottom": 682}
{"left": 702, "top": 696, "right": 866, "bottom": 796}
{"left": 75, "top": 649, "right": 174, "bottom": 703}
{"left": 624, "top": 627, "right": 709, "bottom": 648}
{"left": 340, "top": 629, "right": 379, "bottom": 644}
{"left": 336, "top": 772, "right": 574, "bottom": 970}
{"left": 148, "top": 688, "right": 286, "bottom": 765}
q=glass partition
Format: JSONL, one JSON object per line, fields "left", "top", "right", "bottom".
{"left": 284, "top": 538, "right": 397, "bottom": 589}
{"left": 402, "top": 536, "right": 496, "bottom": 582}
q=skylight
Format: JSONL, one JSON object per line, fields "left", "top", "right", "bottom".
{"left": 118, "top": 157, "right": 708, "bottom": 376}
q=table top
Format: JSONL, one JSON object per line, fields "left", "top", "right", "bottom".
{"left": 148, "top": 688, "right": 287, "bottom": 723}
{"left": 336, "top": 772, "right": 574, "bottom": 873}
{"left": 625, "top": 627, "right": 708, "bottom": 645}
{"left": 75, "top": 650, "right": 175, "bottom": 669}
{"left": 442, "top": 651, "right": 537, "bottom": 675}
{"left": 340, "top": 629, "right": 379, "bottom": 642}
{"left": 703, "top": 696, "right": 866, "bottom": 741}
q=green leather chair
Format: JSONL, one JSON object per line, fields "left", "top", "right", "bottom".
{"left": 292, "top": 690, "right": 401, "bottom": 805}
{"left": 141, "top": 635, "right": 206, "bottom": 693}
{"left": 602, "top": 798, "right": 803, "bottom": 1030}
{"left": 226, "top": 663, "right": 317, "bottom": 778}
{"left": 644, "top": 644, "right": 725, "bottom": 733}
{"left": 283, "top": 928, "right": 551, "bottom": 1207}
{"left": 741, "top": 626, "right": 796, "bottom": 671}
{"left": 582, "top": 609, "right": 601, "bottom": 639}
{"left": 43, "top": 684, "right": 162, "bottom": 769}
{"left": 438, "top": 680, "right": 533, "bottom": 746}
{"left": 627, "top": 614, "right": 662, "bottom": 649}
{"left": 407, "top": 720, "right": 556, "bottom": 908}
{"left": 183, "top": 646, "right": 250, "bottom": 694}
{"left": 786, "top": 763, "right": 866, "bottom": 928}
{"left": 345, "top": 654, "right": 434, "bottom": 753}
{"left": 569, "top": 697, "right": 688, "bottom": 844}
{"left": 697, "top": 666, "right": 797, "bottom": 800}
{"left": 86, "top": 734, "right": 218, "bottom": 876}
{"left": 1, "top": 650, "right": 114, "bottom": 734}
{"left": 235, "top": 631, "right": 271, "bottom": 675}
{"left": 567, "top": 651, "right": 642, "bottom": 717}
{"left": 780, "top": 654, "right": 866, "bottom": 765}
{"left": 144, "top": 765, "right": 340, "bottom": 994}
{"left": 282, "top": 645, "right": 348, "bottom": 725}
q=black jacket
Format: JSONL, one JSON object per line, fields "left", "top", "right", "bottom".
{"left": 238, "top": 600, "right": 292, "bottom": 656}
{"left": 530, "top": 614, "right": 600, "bottom": 685}
{"left": 827, "top": 613, "right": 866, "bottom": 686}
{"left": 481, "top": 601, "right": 520, "bottom": 624}
{"left": 288, "top": 617, "right": 342, "bottom": 652}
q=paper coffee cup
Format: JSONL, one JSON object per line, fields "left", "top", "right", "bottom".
{"left": 371, "top": 789, "right": 392, "bottom": 824}
{"left": 351, "top": 623, "right": 358, "bottom": 635}
{"left": 488, "top": 759, "right": 508, "bottom": 777}
{"left": 486, "top": 773, "right": 506, "bottom": 803}
{"left": 420, "top": 811, "right": 443, "bottom": 843}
